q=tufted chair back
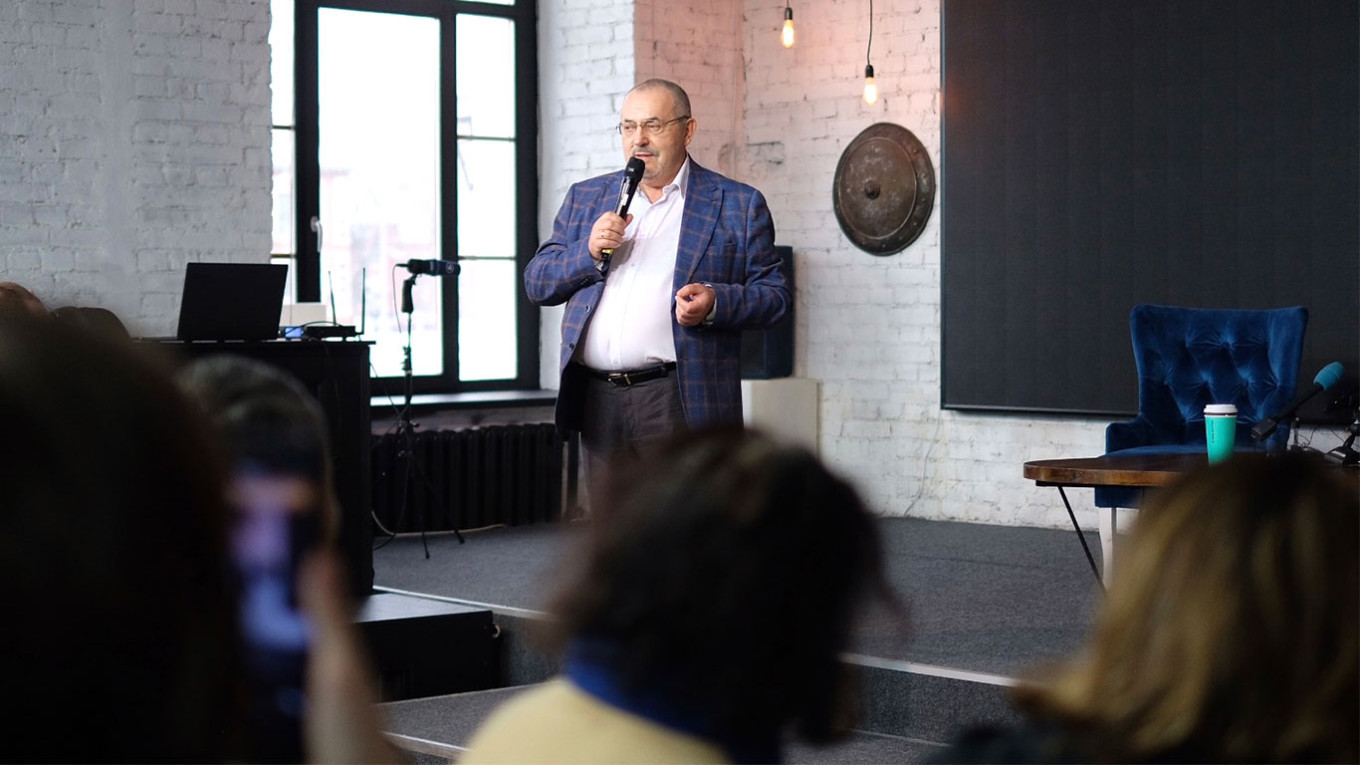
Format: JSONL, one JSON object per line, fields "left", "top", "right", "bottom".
{"left": 1096, "top": 304, "right": 1308, "bottom": 508}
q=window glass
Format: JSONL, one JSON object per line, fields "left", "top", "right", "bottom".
{"left": 456, "top": 139, "right": 516, "bottom": 259}
{"left": 271, "top": 128, "right": 295, "bottom": 256}
{"left": 458, "top": 258, "right": 517, "bottom": 381}
{"left": 456, "top": 14, "right": 516, "bottom": 139}
{"left": 269, "top": 0, "right": 294, "bottom": 125}
{"left": 318, "top": 9, "right": 443, "bottom": 377}
{"left": 275, "top": 0, "right": 534, "bottom": 390}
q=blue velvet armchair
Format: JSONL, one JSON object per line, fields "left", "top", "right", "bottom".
{"left": 1094, "top": 304, "right": 1309, "bottom": 509}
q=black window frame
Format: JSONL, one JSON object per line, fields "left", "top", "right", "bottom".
{"left": 291, "top": 0, "right": 539, "bottom": 396}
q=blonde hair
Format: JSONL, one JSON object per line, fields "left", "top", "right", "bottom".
{"left": 1015, "top": 453, "right": 1358, "bottom": 762}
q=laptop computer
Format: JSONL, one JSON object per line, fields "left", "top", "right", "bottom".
{"left": 175, "top": 262, "right": 288, "bottom": 341}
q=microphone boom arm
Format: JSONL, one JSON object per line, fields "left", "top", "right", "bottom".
{"left": 1251, "top": 362, "right": 1345, "bottom": 442}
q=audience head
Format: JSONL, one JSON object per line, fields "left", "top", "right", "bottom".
{"left": 177, "top": 354, "right": 339, "bottom": 544}
{"left": 0, "top": 314, "right": 246, "bottom": 761}
{"left": 176, "top": 354, "right": 342, "bottom": 761}
{"left": 547, "top": 427, "right": 893, "bottom": 748}
{"left": 0, "top": 281, "right": 47, "bottom": 318}
{"left": 50, "top": 304, "right": 130, "bottom": 341}
{"left": 1016, "top": 452, "right": 1358, "bottom": 763}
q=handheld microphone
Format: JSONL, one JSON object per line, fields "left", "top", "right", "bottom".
{"left": 1250, "top": 361, "right": 1344, "bottom": 441}
{"left": 401, "top": 259, "right": 459, "bottom": 277}
{"left": 600, "top": 157, "right": 646, "bottom": 260}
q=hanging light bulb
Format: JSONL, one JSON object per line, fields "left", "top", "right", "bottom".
{"left": 781, "top": 4, "right": 795, "bottom": 48}
{"left": 861, "top": 0, "right": 877, "bottom": 104}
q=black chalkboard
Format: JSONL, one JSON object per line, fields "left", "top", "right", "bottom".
{"left": 941, "top": 0, "right": 1359, "bottom": 421}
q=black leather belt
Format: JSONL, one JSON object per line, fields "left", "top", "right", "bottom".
{"left": 581, "top": 361, "right": 677, "bottom": 387}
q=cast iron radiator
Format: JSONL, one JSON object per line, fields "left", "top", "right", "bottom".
{"left": 371, "top": 423, "right": 565, "bottom": 532}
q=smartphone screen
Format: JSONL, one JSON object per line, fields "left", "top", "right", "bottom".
{"left": 230, "top": 472, "right": 323, "bottom": 762}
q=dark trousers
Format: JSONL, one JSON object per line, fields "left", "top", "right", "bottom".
{"left": 577, "top": 370, "right": 687, "bottom": 514}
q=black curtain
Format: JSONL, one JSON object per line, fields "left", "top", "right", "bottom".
{"left": 941, "top": 0, "right": 1359, "bottom": 419}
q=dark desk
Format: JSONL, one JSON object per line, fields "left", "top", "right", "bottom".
{"left": 1026, "top": 452, "right": 1359, "bottom": 586}
{"left": 145, "top": 339, "right": 374, "bottom": 597}
{"left": 1023, "top": 453, "right": 1210, "bottom": 587}
{"left": 1024, "top": 453, "right": 1205, "bottom": 489}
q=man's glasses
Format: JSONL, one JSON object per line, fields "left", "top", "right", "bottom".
{"left": 615, "top": 116, "right": 690, "bottom": 137}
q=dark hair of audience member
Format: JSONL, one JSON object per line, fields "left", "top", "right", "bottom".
{"left": 50, "top": 304, "right": 131, "bottom": 341}
{"left": 177, "top": 354, "right": 340, "bottom": 543}
{"left": 0, "top": 314, "right": 248, "bottom": 761}
{"left": 543, "top": 426, "right": 899, "bottom": 748}
{"left": 1011, "top": 452, "right": 1358, "bottom": 763}
{"left": 0, "top": 281, "right": 47, "bottom": 318}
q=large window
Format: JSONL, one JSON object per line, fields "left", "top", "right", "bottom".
{"left": 271, "top": 0, "right": 538, "bottom": 394}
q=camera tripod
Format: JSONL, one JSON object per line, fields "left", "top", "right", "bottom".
{"left": 388, "top": 271, "right": 465, "bottom": 557}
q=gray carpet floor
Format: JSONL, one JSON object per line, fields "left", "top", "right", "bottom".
{"left": 372, "top": 516, "right": 1105, "bottom": 677}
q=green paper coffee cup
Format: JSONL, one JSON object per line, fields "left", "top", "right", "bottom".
{"left": 1204, "top": 403, "right": 1238, "bottom": 463}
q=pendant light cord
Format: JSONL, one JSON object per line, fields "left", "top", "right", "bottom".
{"left": 865, "top": 0, "right": 873, "bottom": 66}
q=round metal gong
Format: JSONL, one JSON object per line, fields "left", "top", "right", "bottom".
{"left": 832, "top": 122, "right": 936, "bottom": 255}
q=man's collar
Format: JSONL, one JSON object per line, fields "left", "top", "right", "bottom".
{"left": 670, "top": 156, "right": 691, "bottom": 197}
{"left": 637, "top": 156, "right": 690, "bottom": 205}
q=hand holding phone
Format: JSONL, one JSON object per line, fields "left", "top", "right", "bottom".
{"left": 230, "top": 471, "right": 324, "bottom": 762}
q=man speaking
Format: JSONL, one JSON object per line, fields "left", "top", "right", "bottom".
{"left": 526, "top": 78, "right": 790, "bottom": 507}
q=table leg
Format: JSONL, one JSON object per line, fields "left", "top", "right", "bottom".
{"left": 1058, "top": 486, "right": 1103, "bottom": 587}
{"left": 1098, "top": 506, "right": 1118, "bottom": 584}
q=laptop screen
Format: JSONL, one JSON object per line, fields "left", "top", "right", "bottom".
{"left": 175, "top": 262, "right": 288, "bottom": 342}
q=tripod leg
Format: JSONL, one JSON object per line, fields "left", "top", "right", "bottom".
{"left": 393, "top": 425, "right": 431, "bottom": 559}
{"left": 390, "top": 273, "right": 464, "bottom": 548}
{"left": 406, "top": 441, "right": 431, "bottom": 559}
{"left": 408, "top": 452, "right": 465, "bottom": 544}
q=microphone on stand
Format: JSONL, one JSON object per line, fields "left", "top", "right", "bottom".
{"left": 1250, "top": 361, "right": 1345, "bottom": 442}
{"left": 399, "top": 260, "right": 458, "bottom": 315}
{"left": 401, "top": 259, "right": 459, "bottom": 277}
{"left": 600, "top": 157, "right": 646, "bottom": 262}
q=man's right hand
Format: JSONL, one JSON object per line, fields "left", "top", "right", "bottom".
{"left": 588, "top": 211, "right": 632, "bottom": 261}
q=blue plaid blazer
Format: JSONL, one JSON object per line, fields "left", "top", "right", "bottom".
{"left": 526, "top": 159, "right": 790, "bottom": 434}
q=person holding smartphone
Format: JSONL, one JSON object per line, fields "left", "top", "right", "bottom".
{"left": 0, "top": 314, "right": 396, "bottom": 763}
{"left": 179, "top": 354, "right": 397, "bottom": 763}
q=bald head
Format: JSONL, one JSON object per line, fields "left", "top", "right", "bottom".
{"left": 630, "top": 79, "right": 692, "bottom": 121}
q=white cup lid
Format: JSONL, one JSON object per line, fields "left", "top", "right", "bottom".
{"left": 1204, "top": 403, "right": 1238, "bottom": 416}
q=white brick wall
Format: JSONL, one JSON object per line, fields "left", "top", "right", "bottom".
{"left": 634, "top": 0, "right": 743, "bottom": 176}
{"left": 0, "top": 0, "right": 271, "bottom": 335}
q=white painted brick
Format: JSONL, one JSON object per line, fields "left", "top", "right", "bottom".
{"left": 0, "top": 0, "right": 271, "bottom": 334}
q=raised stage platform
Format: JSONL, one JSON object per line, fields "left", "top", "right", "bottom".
{"left": 369, "top": 517, "right": 1106, "bottom": 762}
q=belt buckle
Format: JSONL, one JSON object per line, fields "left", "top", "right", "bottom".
{"left": 607, "top": 371, "right": 631, "bottom": 387}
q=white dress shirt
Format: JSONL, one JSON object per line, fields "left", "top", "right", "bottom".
{"left": 577, "top": 158, "right": 690, "bottom": 371}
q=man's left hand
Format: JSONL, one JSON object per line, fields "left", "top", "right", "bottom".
{"left": 674, "top": 283, "right": 716, "bottom": 327}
